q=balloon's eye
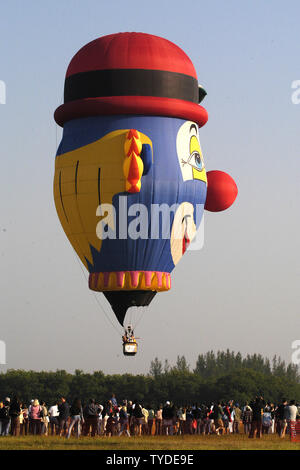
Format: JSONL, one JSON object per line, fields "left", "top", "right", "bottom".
{"left": 188, "top": 151, "right": 203, "bottom": 170}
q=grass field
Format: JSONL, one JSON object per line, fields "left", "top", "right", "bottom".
{"left": 0, "top": 434, "right": 299, "bottom": 450}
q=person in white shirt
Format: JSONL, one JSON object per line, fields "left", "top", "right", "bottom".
{"left": 48, "top": 402, "right": 59, "bottom": 435}
{"left": 282, "top": 400, "right": 300, "bottom": 438}
{"left": 97, "top": 404, "right": 104, "bottom": 435}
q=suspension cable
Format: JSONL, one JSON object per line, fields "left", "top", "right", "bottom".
{"left": 74, "top": 254, "right": 122, "bottom": 337}
{"left": 133, "top": 305, "right": 147, "bottom": 331}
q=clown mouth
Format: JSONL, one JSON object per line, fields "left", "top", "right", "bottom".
{"left": 182, "top": 215, "right": 191, "bottom": 254}
{"left": 182, "top": 231, "right": 190, "bottom": 254}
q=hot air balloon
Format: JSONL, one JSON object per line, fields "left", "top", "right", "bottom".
{"left": 53, "top": 32, "right": 237, "bottom": 353}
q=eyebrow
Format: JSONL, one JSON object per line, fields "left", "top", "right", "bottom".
{"left": 190, "top": 123, "right": 197, "bottom": 134}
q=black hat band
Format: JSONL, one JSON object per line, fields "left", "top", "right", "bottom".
{"left": 64, "top": 69, "right": 206, "bottom": 105}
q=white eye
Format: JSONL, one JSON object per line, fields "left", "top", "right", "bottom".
{"left": 176, "top": 121, "right": 201, "bottom": 182}
{"left": 188, "top": 151, "right": 203, "bottom": 171}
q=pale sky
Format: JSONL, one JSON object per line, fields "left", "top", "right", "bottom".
{"left": 0, "top": 0, "right": 299, "bottom": 374}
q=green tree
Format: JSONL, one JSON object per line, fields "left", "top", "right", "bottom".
{"left": 149, "top": 357, "right": 163, "bottom": 378}
{"left": 173, "top": 355, "right": 189, "bottom": 373}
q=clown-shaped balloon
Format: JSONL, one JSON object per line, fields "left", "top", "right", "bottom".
{"left": 54, "top": 32, "right": 237, "bottom": 326}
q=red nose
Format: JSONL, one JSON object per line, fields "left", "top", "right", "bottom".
{"left": 205, "top": 170, "right": 238, "bottom": 212}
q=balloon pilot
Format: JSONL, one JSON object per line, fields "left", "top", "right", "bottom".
{"left": 122, "top": 325, "right": 136, "bottom": 344}
{"left": 122, "top": 325, "right": 138, "bottom": 356}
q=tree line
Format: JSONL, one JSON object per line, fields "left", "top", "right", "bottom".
{"left": 0, "top": 350, "right": 299, "bottom": 406}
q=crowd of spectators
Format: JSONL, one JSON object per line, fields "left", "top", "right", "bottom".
{"left": 0, "top": 394, "right": 299, "bottom": 439}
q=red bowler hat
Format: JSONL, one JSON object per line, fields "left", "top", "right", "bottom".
{"left": 54, "top": 32, "right": 208, "bottom": 127}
